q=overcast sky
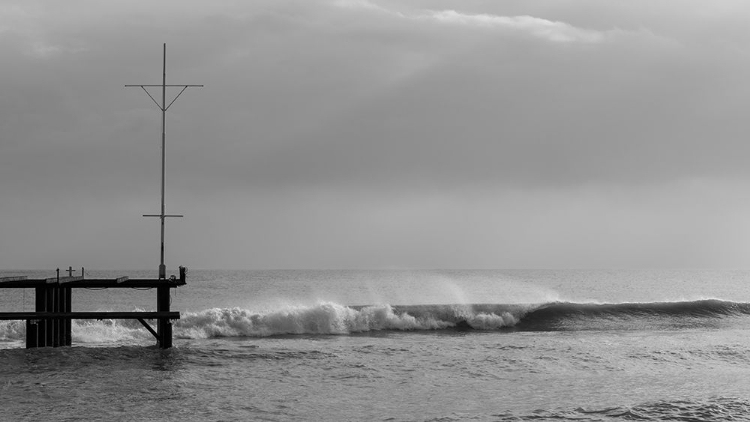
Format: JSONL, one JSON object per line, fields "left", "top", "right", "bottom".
{"left": 3, "top": 0, "right": 750, "bottom": 270}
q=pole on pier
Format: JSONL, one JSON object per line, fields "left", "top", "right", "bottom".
{"left": 126, "top": 43, "right": 202, "bottom": 279}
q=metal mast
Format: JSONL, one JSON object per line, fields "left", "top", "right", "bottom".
{"left": 126, "top": 43, "right": 203, "bottom": 279}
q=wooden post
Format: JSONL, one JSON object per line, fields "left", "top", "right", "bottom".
{"left": 54, "top": 287, "right": 64, "bottom": 347}
{"left": 54, "top": 287, "right": 61, "bottom": 347}
{"left": 25, "top": 319, "right": 38, "bottom": 348}
{"left": 35, "top": 287, "right": 47, "bottom": 347}
{"left": 157, "top": 286, "right": 172, "bottom": 348}
{"left": 45, "top": 287, "right": 55, "bottom": 346}
{"left": 53, "top": 269, "right": 60, "bottom": 346}
{"left": 64, "top": 287, "right": 72, "bottom": 346}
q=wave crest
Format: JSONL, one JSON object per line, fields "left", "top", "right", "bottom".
{"left": 174, "top": 303, "right": 467, "bottom": 338}
{"left": 1, "top": 299, "right": 748, "bottom": 344}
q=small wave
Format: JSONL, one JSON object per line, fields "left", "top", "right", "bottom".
{"left": 504, "top": 397, "right": 750, "bottom": 421}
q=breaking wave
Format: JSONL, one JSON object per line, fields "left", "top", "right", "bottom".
{"left": 1, "top": 299, "right": 748, "bottom": 344}
{"left": 172, "top": 298, "right": 750, "bottom": 338}
{"left": 174, "top": 303, "right": 526, "bottom": 338}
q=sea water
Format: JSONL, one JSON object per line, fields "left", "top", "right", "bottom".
{"left": 1, "top": 269, "right": 750, "bottom": 421}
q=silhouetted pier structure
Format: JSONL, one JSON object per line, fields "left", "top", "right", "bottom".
{"left": 0, "top": 44, "right": 198, "bottom": 350}
{"left": 0, "top": 267, "right": 186, "bottom": 349}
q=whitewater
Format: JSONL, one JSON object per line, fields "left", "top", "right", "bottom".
{"left": 2, "top": 269, "right": 750, "bottom": 421}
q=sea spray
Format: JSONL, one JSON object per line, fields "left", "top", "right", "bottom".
{"left": 172, "top": 302, "right": 528, "bottom": 338}
{"left": 173, "top": 303, "right": 448, "bottom": 338}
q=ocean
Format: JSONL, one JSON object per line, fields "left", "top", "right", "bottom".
{"left": 1, "top": 269, "right": 750, "bottom": 421}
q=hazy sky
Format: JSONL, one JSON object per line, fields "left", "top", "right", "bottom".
{"left": 3, "top": 0, "right": 750, "bottom": 270}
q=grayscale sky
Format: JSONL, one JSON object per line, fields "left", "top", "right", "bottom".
{"left": 2, "top": 0, "right": 750, "bottom": 270}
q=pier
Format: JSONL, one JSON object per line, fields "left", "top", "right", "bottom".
{"left": 0, "top": 43, "right": 199, "bottom": 350}
{"left": 0, "top": 267, "right": 186, "bottom": 349}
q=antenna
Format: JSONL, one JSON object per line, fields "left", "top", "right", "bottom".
{"left": 126, "top": 43, "right": 203, "bottom": 279}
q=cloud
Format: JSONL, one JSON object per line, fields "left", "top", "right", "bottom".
{"left": 3, "top": 1, "right": 750, "bottom": 269}
{"left": 425, "top": 10, "right": 605, "bottom": 43}
{"left": 332, "top": 1, "right": 608, "bottom": 44}
{"left": 332, "top": 0, "right": 396, "bottom": 14}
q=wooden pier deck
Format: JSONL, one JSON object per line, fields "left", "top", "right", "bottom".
{"left": 0, "top": 277, "right": 186, "bottom": 289}
{"left": 0, "top": 267, "right": 187, "bottom": 349}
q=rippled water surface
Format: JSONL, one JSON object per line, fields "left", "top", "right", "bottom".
{"left": 2, "top": 269, "right": 750, "bottom": 421}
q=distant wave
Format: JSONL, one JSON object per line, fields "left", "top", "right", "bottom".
{"left": 515, "top": 299, "right": 750, "bottom": 331}
{"left": 529, "top": 299, "right": 750, "bottom": 318}
{"left": 0, "top": 299, "right": 747, "bottom": 344}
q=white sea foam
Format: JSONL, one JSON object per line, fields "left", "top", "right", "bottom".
{"left": 467, "top": 312, "right": 520, "bottom": 329}
{"left": 0, "top": 318, "right": 153, "bottom": 346}
{"left": 0, "top": 320, "right": 25, "bottom": 341}
{"left": 0, "top": 302, "right": 530, "bottom": 344}
{"left": 173, "top": 303, "right": 434, "bottom": 338}
{"left": 72, "top": 319, "right": 152, "bottom": 344}
{"left": 172, "top": 302, "right": 525, "bottom": 338}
